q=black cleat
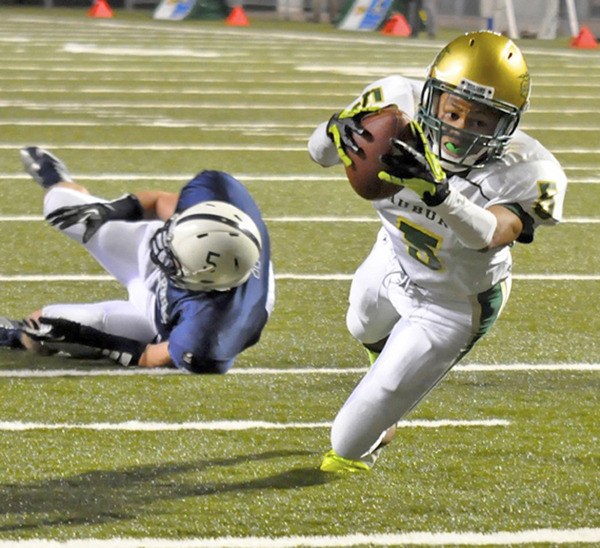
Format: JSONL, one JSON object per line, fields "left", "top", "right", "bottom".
{"left": 0, "top": 317, "right": 24, "bottom": 349}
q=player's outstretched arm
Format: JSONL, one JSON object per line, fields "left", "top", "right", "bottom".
{"left": 22, "top": 317, "right": 147, "bottom": 367}
{"left": 22, "top": 317, "right": 175, "bottom": 368}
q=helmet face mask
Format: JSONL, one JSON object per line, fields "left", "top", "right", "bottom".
{"left": 149, "top": 217, "right": 183, "bottom": 283}
{"left": 417, "top": 31, "right": 530, "bottom": 173}
{"left": 419, "top": 79, "right": 521, "bottom": 172}
{"left": 149, "top": 202, "right": 262, "bottom": 292}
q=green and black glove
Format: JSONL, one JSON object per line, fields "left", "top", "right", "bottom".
{"left": 327, "top": 105, "right": 381, "bottom": 167}
{"left": 378, "top": 120, "right": 449, "bottom": 206}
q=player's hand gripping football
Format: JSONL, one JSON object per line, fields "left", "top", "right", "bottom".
{"left": 46, "top": 194, "right": 144, "bottom": 244}
{"left": 378, "top": 120, "right": 450, "bottom": 206}
{"left": 327, "top": 105, "right": 381, "bottom": 167}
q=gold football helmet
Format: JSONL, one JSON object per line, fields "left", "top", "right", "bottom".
{"left": 417, "top": 31, "right": 530, "bottom": 172}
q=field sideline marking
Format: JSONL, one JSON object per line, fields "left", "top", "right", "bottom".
{"left": 0, "top": 528, "right": 597, "bottom": 547}
{"left": 0, "top": 274, "right": 598, "bottom": 282}
{"left": 0, "top": 364, "right": 597, "bottom": 378}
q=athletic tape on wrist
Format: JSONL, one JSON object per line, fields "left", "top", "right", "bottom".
{"left": 433, "top": 189, "right": 497, "bottom": 250}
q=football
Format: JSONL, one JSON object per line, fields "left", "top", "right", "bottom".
{"left": 344, "top": 106, "right": 415, "bottom": 201}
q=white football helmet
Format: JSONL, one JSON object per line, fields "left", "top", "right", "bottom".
{"left": 150, "top": 201, "right": 262, "bottom": 292}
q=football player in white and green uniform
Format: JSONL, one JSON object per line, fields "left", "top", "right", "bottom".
{"left": 308, "top": 31, "right": 567, "bottom": 473}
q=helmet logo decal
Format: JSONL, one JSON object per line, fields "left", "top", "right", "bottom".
{"left": 251, "top": 259, "right": 262, "bottom": 280}
{"left": 518, "top": 71, "right": 530, "bottom": 101}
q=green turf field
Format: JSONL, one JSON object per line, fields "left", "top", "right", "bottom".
{"left": 0, "top": 7, "right": 598, "bottom": 547}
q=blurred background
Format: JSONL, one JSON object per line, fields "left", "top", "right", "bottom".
{"left": 7, "top": 0, "right": 600, "bottom": 37}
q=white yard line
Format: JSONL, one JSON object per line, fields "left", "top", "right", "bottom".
{"left": 0, "top": 528, "right": 598, "bottom": 547}
{"left": 0, "top": 419, "right": 509, "bottom": 432}
{"left": 1, "top": 124, "right": 597, "bottom": 142}
{"left": 0, "top": 120, "right": 325, "bottom": 129}
{"left": 0, "top": 119, "right": 597, "bottom": 134}
{"left": 0, "top": 100, "right": 598, "bottom": 117}
{"left": 0, "top": 364, "right": 597, "bottom": 378}
{"left": 0, "top": 142, "right": 309, "bottom": 151}
{"left": 0, "top": 87, "right": 598, "bottom": 103}
{"left": 1, "top": 72, "right": 599, "bottom": 86}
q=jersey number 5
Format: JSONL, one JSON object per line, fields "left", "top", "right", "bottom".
{"left": 533, "top": 181, "right": 559, "bottom": 221}
{"left": 397, "top": 217, "right": 443, "bottom": 271}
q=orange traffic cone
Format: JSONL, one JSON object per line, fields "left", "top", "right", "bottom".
{"left": 88, "top": 0, "right": 113, "bottom": 18}
{"left": 226, "top": 5, "right": 249, "bottom": 26}
{"left": 570, "top": 26, "right": 598, "bottom": 49}
{"left": 381, "top": 13, "right": 411, "bottom": 37}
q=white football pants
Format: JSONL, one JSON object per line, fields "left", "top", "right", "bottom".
{"left": 334, "top": 228, "right": 510, "bottom": 460}
{"left": 40, "top": 186, "right": 163, "bottom": 347}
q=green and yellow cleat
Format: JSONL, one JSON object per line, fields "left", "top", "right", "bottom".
{"left": 319, "top": 449, "right": 371, "bottom": 473}
{"left": 365, "top": 348, "right": 379, "bottom": 366}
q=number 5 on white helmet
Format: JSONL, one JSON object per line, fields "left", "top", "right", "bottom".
{"left": 150, "top": 201, "right": 262, "bottom": 292}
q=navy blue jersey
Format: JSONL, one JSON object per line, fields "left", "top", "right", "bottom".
{"left": 154, "top": 170, "right": 272, "bottom": 373}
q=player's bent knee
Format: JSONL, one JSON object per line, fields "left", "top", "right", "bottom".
{"left": 346, "top": 306, "right": 365, "bottom": 339}
{"left": 347, "top": 306, "right": 380, "bottom": 344}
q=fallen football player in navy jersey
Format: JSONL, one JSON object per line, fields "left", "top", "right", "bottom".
{"left": 0, "top": 147, "right": 275, "bottom": 373}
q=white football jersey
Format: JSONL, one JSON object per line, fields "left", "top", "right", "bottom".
{"left": 308, "top": 75, "right": 568, "bottom": 298}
